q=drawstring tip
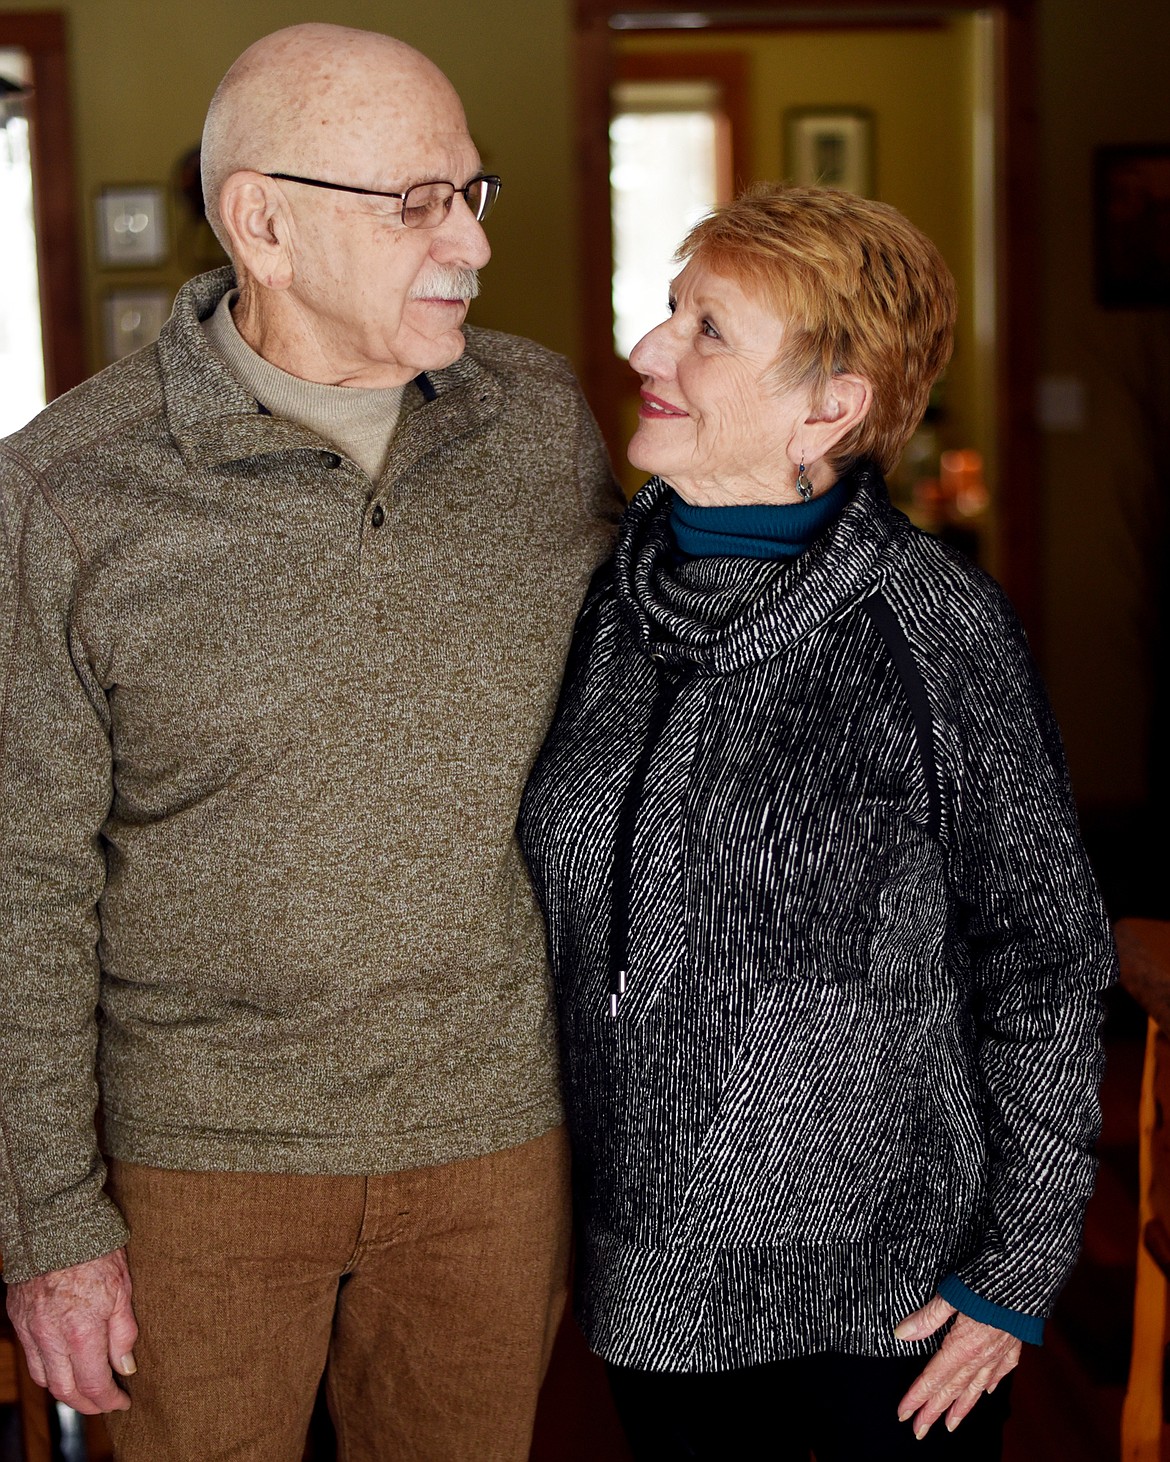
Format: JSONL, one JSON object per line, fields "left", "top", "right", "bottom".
{"left": 609, "top": 992, "right": 620, "bottom": 1018}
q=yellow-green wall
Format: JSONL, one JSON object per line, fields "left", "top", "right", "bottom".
{"left": 1, "top": 0, "right": 1167, "bottom": 818}
{"left": 1036, "top": 0, "right": 1170, "bottom": 813}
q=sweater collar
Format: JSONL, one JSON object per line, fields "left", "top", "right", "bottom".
{"left": 614, "top": 464, "right": 910, "bottom": 674}
{"left": 156, "top": 268, "right": 504, "bottom": 476}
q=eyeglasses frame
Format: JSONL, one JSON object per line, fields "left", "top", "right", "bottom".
{"left": 261, "top": 171, "right": 502, "bottom": 227}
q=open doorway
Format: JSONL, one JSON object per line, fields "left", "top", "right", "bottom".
{"left": 573, "top": 0, "right": 1040, "bottom": 632}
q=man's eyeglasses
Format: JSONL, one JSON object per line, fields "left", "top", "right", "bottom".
{"left": 262, "top": 172, "right": 502, "bottom": 229}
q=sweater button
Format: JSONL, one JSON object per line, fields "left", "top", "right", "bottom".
{"left": 370, "top": 503, "right": 385, "bottom": 528}
{"left": 322, "top": 452, "right": 341, "bottom": 468}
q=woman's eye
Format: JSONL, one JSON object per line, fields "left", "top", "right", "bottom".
{"left": 701, "top": 319, "right": 721, "bottom": 339}
{"left": 667, "top": 297, "right": 677, "bottom": 316}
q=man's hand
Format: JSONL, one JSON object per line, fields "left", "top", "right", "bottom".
{"left": 894, "top": 1294, "right": 1020, "bottom": 1439}
{"left": 5, "top": 1248, "right": 138, "bottom": 1414}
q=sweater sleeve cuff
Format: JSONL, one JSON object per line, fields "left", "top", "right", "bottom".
{"left": 937, "top": 1273, "right": 1045, "bottom": 1346}
{"left": 0, "top": 1191, "right": 130, "bottom": 1286}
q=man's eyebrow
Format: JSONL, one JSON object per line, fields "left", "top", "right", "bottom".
{"left": 393, "top": 165, "right": 487, "bottom": 190}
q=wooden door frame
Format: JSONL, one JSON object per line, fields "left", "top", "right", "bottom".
{"left": 1, "top": 10, "right": 85, "bottom": 400}
{"left": 573, "top": 0, "right": 1041, "bottom": 636}
{"left": 614, "top": 49, "right": 751, "bottom": 199}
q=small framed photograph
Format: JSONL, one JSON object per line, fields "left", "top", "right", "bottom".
{"left": 102, "top": 288, "right": 171, "bottom": 362}
{"left": 1094, "top": 145, "right": 1170, "bottom": 308}
{"left": 95, "top": 185, "right": 169, "bottom": 267}
{"left": 785, "top": 108, "right": 874, "bottom": 196}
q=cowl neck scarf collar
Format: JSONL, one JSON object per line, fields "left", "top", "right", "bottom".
{"left": 614, "top": 463, "right": 910, "bottom": 676}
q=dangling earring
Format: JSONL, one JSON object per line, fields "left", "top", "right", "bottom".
{"left": 796, "top": 455, "right": 813, "bottom": 503}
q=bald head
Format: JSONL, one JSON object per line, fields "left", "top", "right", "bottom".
{"left": 201, "top": 23, "right": 468, "bottom": 252}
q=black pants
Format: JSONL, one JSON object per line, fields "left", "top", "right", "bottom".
{"left": 606, "top": 1352, "right": 1013, "bottom": 1461}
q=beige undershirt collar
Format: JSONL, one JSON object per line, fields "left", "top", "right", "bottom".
{"left": 202, "top": 290, "right": 405, "bottom": 482}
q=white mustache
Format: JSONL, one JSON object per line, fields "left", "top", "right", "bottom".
{"left": 408, "top": 267, "right": 480, "bottom": 302}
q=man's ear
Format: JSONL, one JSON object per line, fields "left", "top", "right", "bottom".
{"left": 218, "top": 171, "right": 293, "bottom": 290}
{"left": 800, "top": 374, "right": 873, "bottom": 466}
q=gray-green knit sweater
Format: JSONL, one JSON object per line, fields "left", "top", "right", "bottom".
{"left": 0, "top": 268, "right": 618, "bottom": 1283}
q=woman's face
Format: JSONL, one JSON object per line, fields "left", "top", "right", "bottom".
{"left": 627, "top": 257, "right": 813, "bottom": 507}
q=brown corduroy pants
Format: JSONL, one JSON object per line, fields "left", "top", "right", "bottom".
{"left": 102, "top": 1126, "right": 571, "bottom": 1462}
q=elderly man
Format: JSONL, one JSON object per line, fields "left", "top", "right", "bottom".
{"left": 0, "top": 23, "right": 616, "bottom": 1461}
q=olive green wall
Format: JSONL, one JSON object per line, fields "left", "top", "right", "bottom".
{"left": 1, "top": 0, "right": 1166, "bottom": 819}
{"left": 1036, "top": 0, "right": 1170, "bottom": 816}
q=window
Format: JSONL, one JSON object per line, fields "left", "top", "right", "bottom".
{"left": 610, "top": 79, "right": 730, "bottom": 359}
{"left": 0, "top": 49, "right": 45, "bottom": 435}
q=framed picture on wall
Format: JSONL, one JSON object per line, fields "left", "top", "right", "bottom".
{"left": 102, "top": 288, "right": 171, "bottom": 363}
{"left": 95, "top": 185, "right": 169, "bottom": 267}
{"left": 784, "top": 108, "right": 874, "bottom": 196}
{"left": 1094, "top": 144, "right": 1170, "bottom": 308}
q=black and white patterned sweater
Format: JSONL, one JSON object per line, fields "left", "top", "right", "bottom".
{"left": 519, "top": 467, "right": 1115, "bottom": 1372}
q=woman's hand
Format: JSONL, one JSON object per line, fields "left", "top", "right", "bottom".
{"left": 893, "top": 1295, "right": 1021, "bottom": 1438}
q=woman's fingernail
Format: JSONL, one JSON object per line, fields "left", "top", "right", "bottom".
{"left": 946, "top": 1417, "right": 958, "bottom": 1432}
{"left": 894, "top": 1322, "right": 916, "bottom": 1340}
{"left": 915, "top": 1423, "right": 928, "bottom": 1441}
{"left": 119, "top": 1354, "right": 137, "bottom": 1376}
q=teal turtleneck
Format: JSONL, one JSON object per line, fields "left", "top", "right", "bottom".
{"left": 670, "top": 474, "right": 854, "bottom": 561}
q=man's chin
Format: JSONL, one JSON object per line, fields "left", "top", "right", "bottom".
{"left": 409, "top": 326, "right": 469, "bottom": 375}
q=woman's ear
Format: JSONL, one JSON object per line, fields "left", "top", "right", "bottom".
{"left": 800, "top": 374, "right": 873, "bottom": 466}
{"left": 218, "top": 171, "right": 294, "bottom": 290}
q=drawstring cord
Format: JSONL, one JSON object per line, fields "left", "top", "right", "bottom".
{"left": 608, "top": 661, "right": 684, "bottom": 1017}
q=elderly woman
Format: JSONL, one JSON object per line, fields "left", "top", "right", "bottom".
{"left": 519, "top": 186, "right": 1113, "bottom": 1461}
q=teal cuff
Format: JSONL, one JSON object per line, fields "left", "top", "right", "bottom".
{"left": 938, "top": 1274, "right": 1044, "bottom": 1346}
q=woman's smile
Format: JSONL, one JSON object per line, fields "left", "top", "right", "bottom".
{"left": 637, "top": 390, "right": 688, "bottom": 418}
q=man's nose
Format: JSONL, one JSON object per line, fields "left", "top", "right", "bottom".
{"left": 432, "top": 191, "right": 491, "bottom": 269}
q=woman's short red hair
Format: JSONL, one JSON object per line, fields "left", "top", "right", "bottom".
{"left": 678, "top": 185, "right": 958, "bottom": 475}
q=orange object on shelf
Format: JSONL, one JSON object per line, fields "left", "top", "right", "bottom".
{"left": 940, "top": 448, "right": 990, "bottom": 519}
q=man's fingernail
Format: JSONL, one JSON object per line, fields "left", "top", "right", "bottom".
{"left": 119, "top": 1354, "right": 137, "bottom": 1376}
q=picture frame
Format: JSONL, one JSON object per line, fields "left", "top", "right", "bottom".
{"left": 102, "top": 288, "right": 171, "bottom": 363}
{"left": 1094, "top": 144, "right": 1170, "bottom": 308}
{"left": 784, "top": 108, "right": 874, "bottom": 197}
{"left": 95, "top": 185, "right": 169, "bottom": 268}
